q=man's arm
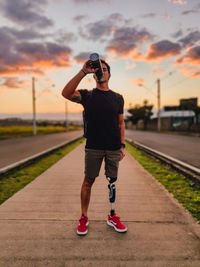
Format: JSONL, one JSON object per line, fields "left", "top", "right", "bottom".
{"left": 61, "top": 60, "right": 98, "bottom": 103}
{"left": 62, "top": 70, "right": 85, "bottom": 102}
{"left": 118, "top": 113, "right": 125, "bottom": 160}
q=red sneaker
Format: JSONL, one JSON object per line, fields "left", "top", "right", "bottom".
{"left": 107, "top": 213, "right": 127, "bottom": 233}
{"left": 77, "top": 214, "right": 89, "bottom": 235}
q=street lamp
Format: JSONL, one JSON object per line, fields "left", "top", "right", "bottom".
{"left": 65, "top": 101, "right": 68, "bottom": 130}
{"left": 32, "top": 77, "right": 37, "bottom": 136}
{"left": 137, "top": 81, "right": 161, "bottom": 131}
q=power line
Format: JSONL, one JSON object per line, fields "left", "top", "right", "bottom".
{"left": 138, "top": 70, "right": 177, "bottom": 97}
{"left": 160, "top": 70, "right": 176, "bottom": 82}
{"left": 138, "top": 84, "right": 157, "bottom": 97}
{"left": 165, "top": 77, "right": 190, "bottom": 90}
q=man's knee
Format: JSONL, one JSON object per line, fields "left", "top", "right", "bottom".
{"left": 84, "top": 176, "right": 95, "bottom": 187}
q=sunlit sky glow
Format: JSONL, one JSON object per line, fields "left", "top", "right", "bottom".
{"left": 0, "top": 0, "right": 200, "bottom": 115}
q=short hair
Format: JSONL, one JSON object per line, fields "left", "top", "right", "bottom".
{"left": 100, "top": 59, "right": 111, "bottom": 74}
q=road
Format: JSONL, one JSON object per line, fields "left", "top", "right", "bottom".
{"left": 0, "top": 129, "right": 199, "bottom": 170}
{"left": 125, "top": 129, "right": 200, "bottom": 168}
{"left": 0, "top": 130, "right": 83, "bottom": 169}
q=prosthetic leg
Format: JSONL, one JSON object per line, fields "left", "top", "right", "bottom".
{"left": 106, "top": 177, "right": 117, "bottom": 217}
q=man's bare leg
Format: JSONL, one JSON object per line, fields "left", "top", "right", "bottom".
{"left": 81, "top": 176, "right": 95, "bottom": 217}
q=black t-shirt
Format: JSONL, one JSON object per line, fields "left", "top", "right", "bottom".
{"left": 78, "top": 88, "right": 124, "bottom": 150}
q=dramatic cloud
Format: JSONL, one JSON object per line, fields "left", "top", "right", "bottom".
{"left": 175, "top": 45, "right": 200, "bottom": 77}
{"left": 16, "top": 42, "right": 72, "bottom": 65}
{"left": 146, "top": 40, "right": 181, "bottom": 61}
{"left": 79, "top": 13, "right": 123, "bottom": 41}
{"left": 73, "top": 0, "right": 114, "bottom": 3}
{"left": 1, "top": 77, "right": 29, "bottom": 90}
{"left": 176, "top": 46, "right": 200, "bottom": 65}
{"left": 125, "top": 61, "right": 136, "bottom": 70}
{"left": 182, "top": 9, "right": 198, "bottom": 15}
{"left": 181, "top": 3, "right": 200, "bottom": 15}
{"left": 74, "top": 52, "right": 91, "bottom": 63}
{"left": 44, "top": 78, "right": 55, "bottom": 87}
{"left": 54, "top": 30, "right": 77, "bottom": 44}
{"left": 179, "top": 67, "right": 200, "bottom": 78}
{"left": 41, "top": 89, "right": 52, "bottom": 94}
{"left": 168, "top": 0, "right": 187, "bottom": 5}
{"left": 73, "top": 15, "right": 88, "bottom": 23}
{"left": 142, "top": 13, "right": 157, "bottom": 18}
{"left": 0, "top": 0, "right": 53, "bottom": 28}
{"left": 106, "top": 26, "right": 153, "bottom": 56}
{"left": 0, "top": 26, "right": 48, "bottom": 41}
{"left": 171, "top": 29, "right": 183, "bottom": 38}
{"left": 130, "top": 79, "right": 145, "bottom": 86}
{"left": 0, "top": 27, "right": 72, "bottom": 75}
{"left": 0, "top": 25, "right": 76, "bottom": 46}
{"left": 74, "top": 52, "right": 107, "bottom": 64}
{"left": 178, "top": 31, "right": 200, "bottom": 47}
{"left": 152, "top": 64, "right": 165, "bottom": 77}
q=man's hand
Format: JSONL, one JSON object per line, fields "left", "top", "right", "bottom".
{"left": 82, "top": 60, "right": 98, "bottom": 74}
{"left": 120, "top": 147, "right": 125, "bottom": 161}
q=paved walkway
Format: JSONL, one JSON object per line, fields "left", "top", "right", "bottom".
{"left": 0, "top": 143, "right": 200, "bottom": 266}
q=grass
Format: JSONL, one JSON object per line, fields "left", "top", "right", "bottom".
{"left": 0, "top": 125, "right": 82, "bottom": 140}
{"left": 0, "top": 137, "right": 84, "bottom": 205}
{"left": 125, "top": 141, "right": 200, "bottom": 223}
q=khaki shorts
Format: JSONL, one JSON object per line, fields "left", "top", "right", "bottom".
{"left": 85, "top": 148, "right": 121, "bottom": 179}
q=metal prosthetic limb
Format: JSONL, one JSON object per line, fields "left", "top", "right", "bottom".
{"left": 107, "top": 177, "right": 117, "bottom": 217}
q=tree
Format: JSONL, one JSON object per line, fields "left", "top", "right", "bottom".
{"left": 127, "top": 100, "right": 153, "bottom": 130}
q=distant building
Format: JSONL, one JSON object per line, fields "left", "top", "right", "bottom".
{"left": 180, "top": 98, "right": 198, "bottom": 109}
{"left": 148, "top": 97, "right": 198, "bottom": 130}
{"left": 150, "top": 109, "right": 195, "bottom": 129}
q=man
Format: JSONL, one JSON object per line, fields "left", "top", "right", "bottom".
{"left": 62, "top": 58, "right": 127, "bottom": 235}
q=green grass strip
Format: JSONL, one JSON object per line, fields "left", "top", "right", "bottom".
{"left": 126, "top": 141, "right": 200, "bottom": 223}
{"left": 0, "top": 138, "right": 84, "bottom": 205}
{"left": 0, "top": 125, "right": 82, "bottom": 140}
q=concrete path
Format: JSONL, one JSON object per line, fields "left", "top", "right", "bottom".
{"left": 0, "top": 143, "right": 200, "bottom": 266}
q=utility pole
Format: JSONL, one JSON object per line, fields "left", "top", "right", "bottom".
{"left": 157, "top": 78, "right": 161, "bottom": 131}
{"left": 65, "top": 101, "right": 68, "bottom": 130}
{"left": 32, "top": 77, "right": 37, "bottom": 136}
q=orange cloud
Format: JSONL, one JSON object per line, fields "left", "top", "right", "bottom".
{"left": 145, "top": 40, "right": 181, "bottom": 61}
{"left": 45, "top": 78, "right": 54, "bottom": 87}
{"left": 0, "top": 41, "right": 72, "bottom": 76}
{"left": 131, "top": 51, "right": 144, "bottom": 60}
{"left": 152, "top": 64, "right": 165, "bottom": 77}
{"left": 125, "top": 61, "right": 136, "bottom": 70}
{"left": 176, "top": 46, "right": 200, "bottom": 65}
{"left": 1, "top": 77, "right": 29, "bottom": 90}
{"left": 178, "top": 67, "right": 200, "bottom": 78}
{"left": 106, "top": 26, "right": 153, "bottom": 58}
{"left": 129, "top": 78, "right": 145, "bottom": 86}
{"left": 74, "top": 52, "right": 90, "bottom": 64}
{"left": 41, "top": 89, "right": 52, "bottom": 94}
{"left": 168, "top": 0, "right": 187, "bottom": 4}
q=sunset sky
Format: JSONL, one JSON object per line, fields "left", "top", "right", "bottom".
{"left": 0, "top": 0, "right": 200, "bottom": 116}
